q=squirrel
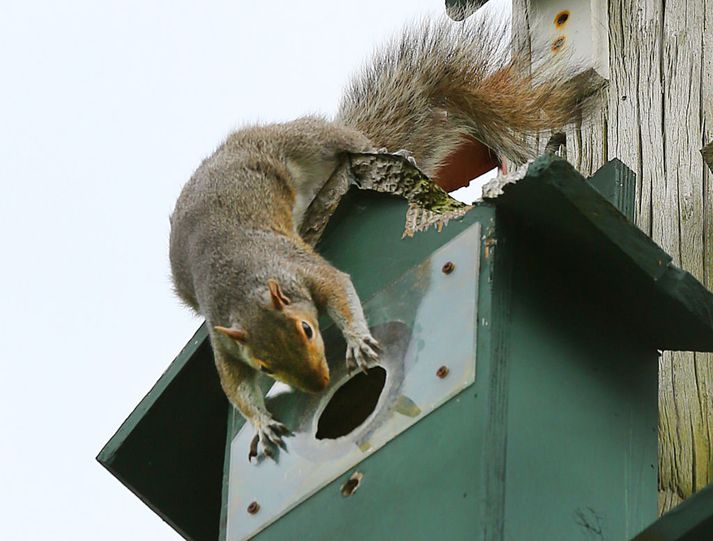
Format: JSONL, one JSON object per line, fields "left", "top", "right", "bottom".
{"left": 169, "top": 14, "right": 589, "bottom": 461}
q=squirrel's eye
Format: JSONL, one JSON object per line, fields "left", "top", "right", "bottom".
{"left": 301, "top": 321, "right": 314, "bottom": 340}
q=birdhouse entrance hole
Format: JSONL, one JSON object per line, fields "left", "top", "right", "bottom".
{"left": 316, "top": 366, "right": 387, "bottom": 440}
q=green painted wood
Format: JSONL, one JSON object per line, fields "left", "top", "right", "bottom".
{"left": 514, "top": 156, "right": 672, "bottom": 281}
{"left": 588, "top": 158, "right": 636, "bottom": 222}
{"left": 632, "top": 481, "right": 713, "bottom": 540}
{"left": 101, "top": 154, "right": 713, "bottom": 541}
{"left": 217, "top": 191, "right": 494, "bottom": 541}
{"left": 493, "top": 155, "right": 713, "bottom": 352}
{"left": 252, "top": 391, "right": 488, "bottom": 540}
{"left": 233, "top": 171, "right": 660, "bottom": 541}
{"left": 97, "top": 324, "right": 228, "bottom": 541}
{"left": 502, "top": 213, "right": 658, "bottom": 540}
{"left": 481, "top": 212, "right": 513, "bottom": 540}
{"left": 317, "top": 190, "right": 491, "bottom": 302}
{"left": 242, "top": 196, "right": 498, "bottom": 541}
{"left": 98, "top": 324, "right": 209, "bottom": 457}
{"left": 219, "top": 410, "right": 238, "bottom": 541}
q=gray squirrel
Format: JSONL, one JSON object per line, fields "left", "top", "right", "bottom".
{"left": 169, "top": 15, "right": 587, "bottom": 461}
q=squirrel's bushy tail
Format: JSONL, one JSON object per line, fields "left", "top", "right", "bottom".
{"left": 337, "top": 15, "right": 590, "bottom": 176}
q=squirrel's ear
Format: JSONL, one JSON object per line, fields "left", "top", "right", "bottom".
{"left": 214, "top": 324, "right": 248, "bottom": 343}
{"left": 267, "top": 279, "right": 291, "bottom": 310}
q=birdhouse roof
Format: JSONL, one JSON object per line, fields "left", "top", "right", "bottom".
{"left": 486, "top": 154, "right": 713, "bottom": 352}
{"left": 97, "top": 154, "right": 713, "bottom": 541}
{"left": 631, "top": 481, "right": 713, "bottom": 540}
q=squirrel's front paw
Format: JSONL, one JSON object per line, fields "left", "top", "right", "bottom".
{"left": 393, "top": 148, "right": 418, "bottom": 167}
{"left": 374, "top": 147, "right": 418, "bottom": 167}
{"left": 248, "top": 417, "right": 292, "bottom": 463}
{"left": 346, "top": 333, "right": 380, "bottom": 375}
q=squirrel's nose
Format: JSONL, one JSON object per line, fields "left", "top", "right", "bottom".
{"left": 305, "top": 369, "right": 330, "bottom": 393}
{"left": 314, "top": 373, "right": 330, "bottom": 392}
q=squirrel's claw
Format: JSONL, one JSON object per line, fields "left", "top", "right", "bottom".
{"left": 248, "top": 435, "right": 275, "bottom": 463}
{"left": 393, "top": 148, "right": 418, "bottom": 167}
{"left": 264, "top": 424, "right": 288, "bottom": 450}
{"left": 363, "top": 335, "right": 381, "bottom": 352}
{"left": 248, "top": 418, "right": 292, "bottom": 463}
{"left": 248, "top": 434, "right": 260, "bottom": 462}
{"left": 373, "top": 147, "right": 418, "bottom": 167}
{"left": 346, "top": 334, "right": 380, "bottom": 375}
{"left": 347, "top": 350, "right": 369, "bottom": 375}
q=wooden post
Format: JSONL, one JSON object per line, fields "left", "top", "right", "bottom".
{"left": 514, "top": 0, "right": 713, "bottom": 514}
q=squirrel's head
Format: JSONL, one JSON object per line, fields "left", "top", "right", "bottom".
{"left": 215, "top": 279, "right": 329, "bottom": 393}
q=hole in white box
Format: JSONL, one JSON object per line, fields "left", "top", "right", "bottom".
{"left": 316, "top": 366, "right": 387, "bottom": 440}
{"left": 555, "top": 10, "right": 570, "bottom": 27}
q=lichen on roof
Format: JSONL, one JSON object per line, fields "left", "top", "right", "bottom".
{"left": 299, "top": 152, "right": 470, "bottom": 243}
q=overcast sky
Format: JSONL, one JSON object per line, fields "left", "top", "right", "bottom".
{"left": 0, "top": 1, "right": 503, "bottom": 539}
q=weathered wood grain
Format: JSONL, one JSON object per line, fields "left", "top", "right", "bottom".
{"left": 657, "top": 0, "right": 709, "bottom": 513}
{"left": 517, "top": 0, "right": 713, "bottom": 515}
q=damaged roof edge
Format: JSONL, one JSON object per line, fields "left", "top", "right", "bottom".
{"left": 484, "top": 154, "right": 713, "bottom": 352}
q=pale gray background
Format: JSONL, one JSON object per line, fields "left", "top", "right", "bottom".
{"left": 0, "top": 1, "right": 504, "bottom": 539}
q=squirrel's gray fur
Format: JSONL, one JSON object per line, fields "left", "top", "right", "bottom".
{"left": 170, "top": 13, "right": 590, "bottom": 461}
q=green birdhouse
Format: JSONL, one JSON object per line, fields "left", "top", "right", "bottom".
{"left": 98, "top": 155, "right": 713, "bottom": 541}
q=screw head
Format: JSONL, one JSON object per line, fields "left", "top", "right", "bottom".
{"left": 436, "top": 366, "right": 449, "bottom": 379}
{"left": 552, "top": 36, "right": 566, "bottom": 52}
{"left": 442, "top": 261, "right": 455, "bottom": 274}
{"left": 341, "top": 471, "right": 364, "bottom": 497}
{"left": 554, "top": 10, "right": 569, "bottom": 26}
{"left": 247, "top": 501, "right": 260, "bottom": 514}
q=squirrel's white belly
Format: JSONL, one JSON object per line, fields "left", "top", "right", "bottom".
{"left": 287, "top": 157, "right": 340, "bottom": 229}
